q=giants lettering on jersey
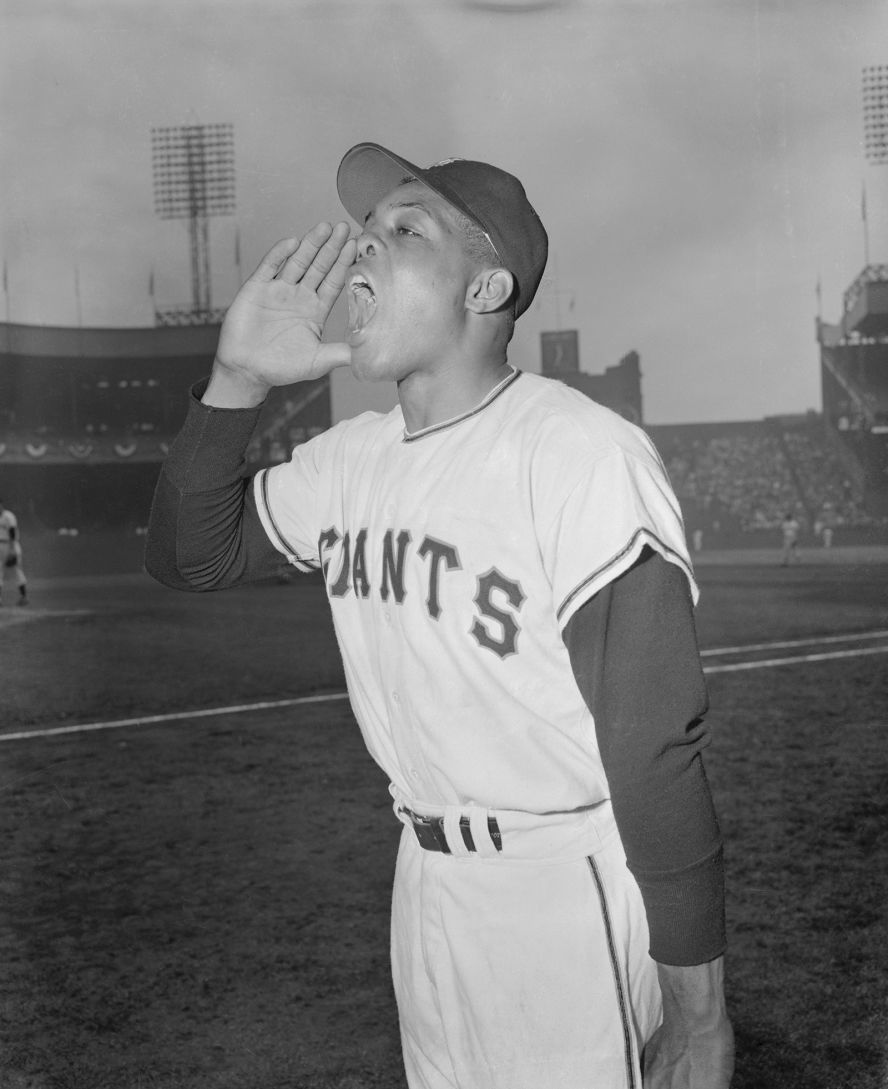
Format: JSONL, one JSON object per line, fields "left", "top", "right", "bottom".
{"left": 318, "top": 526, "right": 526, "bottom": 659}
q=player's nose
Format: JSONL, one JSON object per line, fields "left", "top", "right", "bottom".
{"left": 356, "top": 230, "right": 380, "bottom": 260}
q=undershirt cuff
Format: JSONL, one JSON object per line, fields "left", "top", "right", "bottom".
{"left": 632, "top": 845, "right": 727, "bottom": 966}
{"left": 163, "top": 379, "right": 265, "bottom": 493}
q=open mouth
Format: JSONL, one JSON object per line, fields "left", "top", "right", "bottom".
{"left": 347, "top": 273, "right": 377, "bottom": 337}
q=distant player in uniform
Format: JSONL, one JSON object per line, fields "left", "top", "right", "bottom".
{"left": 146, "top": 144, "right": 733, "bottom": 1088}
{"left": 816, "top": 505, "right": 835, "bottom": 549}
{"left": 780, "top": 512, "right": 800, "bottom": 566}
{"left": 0, "top": 499, "right": 28, "bottom": 606}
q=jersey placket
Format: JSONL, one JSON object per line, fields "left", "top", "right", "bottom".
{"left": 373, "top": 460, "right": 440, "bottom": 803}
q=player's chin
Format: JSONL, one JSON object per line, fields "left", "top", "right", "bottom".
{"left": 347, "top": 338, "right": 399, "bottom": 384}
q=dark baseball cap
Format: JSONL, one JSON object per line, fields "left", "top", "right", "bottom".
{"left": 336, "top": 142, "right": 548, "bottom": 319}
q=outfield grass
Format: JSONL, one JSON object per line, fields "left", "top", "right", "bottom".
{"left": 0, "top": 550, "right": 886, "bottom": 1088}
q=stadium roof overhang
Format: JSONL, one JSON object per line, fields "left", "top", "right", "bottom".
{"left": 842, "top": 266, "right": 888, "bottom": 338}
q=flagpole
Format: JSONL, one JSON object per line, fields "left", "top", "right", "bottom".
{"left": 862, "top": 180, "right": 870, "bottom": 267}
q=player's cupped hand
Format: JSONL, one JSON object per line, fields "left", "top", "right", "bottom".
{"left": 214, "top": 222, "right": 357, "bottom": 393}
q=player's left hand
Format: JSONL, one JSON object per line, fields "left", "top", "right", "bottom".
{"left": 642, "top": 958, "right": 734, "bottom": 1088}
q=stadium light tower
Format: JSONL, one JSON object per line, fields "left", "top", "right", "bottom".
{"left": 863, "top": 65, "right": 888, "bottom": 165}
{"left": 151, "top": 123, "right": 235, "bottom": 325}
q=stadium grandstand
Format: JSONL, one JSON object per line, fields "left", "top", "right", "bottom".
{"left": 647, "top": 415, "right": 876, "bottom": 542}
{"left": 816, "top": 263, "right": 888, "bottom": 522}
{"left": 0, "top": 321, "right": 330, "bottom": 531}
{"left": 542, "top": 311, "right": 887, "bottom": 547}
{"left": 2, "top": 277, "right": 886, "bottom": 546}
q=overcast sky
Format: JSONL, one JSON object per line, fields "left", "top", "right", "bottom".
{"left": 1, "top": 0, "right": 886, "bottom": 424}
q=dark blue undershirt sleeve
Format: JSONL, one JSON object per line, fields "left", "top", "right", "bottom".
{"left": 144, "top": 379, "right": 284, "bottom": 591}
{"left": 563, "top": 547, "right": 726, "bottom": 966}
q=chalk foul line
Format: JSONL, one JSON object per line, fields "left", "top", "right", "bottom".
{"left": 701, "top": 629, "right": 888, "bottom": 657}
{"left": 0, "top": 692, "right": 350, "bottom": 743}
{"left": 3, "top": 633, "right": 887, "bottom": 743}
{"left": 703, "top": 643, "right": 888, "bottom": 674}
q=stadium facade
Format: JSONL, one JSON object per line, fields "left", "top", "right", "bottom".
{"left": 0, "top": 321, "right": 330, "bottom": 529}
{"left": 539, "top": 330, "right": 643, "bottom": 425}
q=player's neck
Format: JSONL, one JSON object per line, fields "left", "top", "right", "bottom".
{"left": 398, "top": 356, "right": 513, "bottom": 435}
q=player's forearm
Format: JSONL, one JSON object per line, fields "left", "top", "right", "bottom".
{"left": 656, "top": 956, "right": 729, "bottom": 1028}
{"left": 145, "top": 380, "right": 278, "bottom": 590}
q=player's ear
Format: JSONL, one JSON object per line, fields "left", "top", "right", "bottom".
{"left": 465, "top": 268, "right": 514, "bottom": 315}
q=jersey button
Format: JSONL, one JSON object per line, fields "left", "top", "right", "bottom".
{"left": 391, "top": 691, "right": 401, "bottom": 704}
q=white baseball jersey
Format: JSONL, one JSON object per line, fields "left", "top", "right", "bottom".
{"left": 0, "top": 509, "right": 17, "bottom": 545}
{"left": 255, "top": 367, "right": 695, "bottom": 818}
{"left": 0, "top": 509, "right": 22, "bottom": 562}
{"left": 0, "top": 509, "right": 25, "bottom": 597}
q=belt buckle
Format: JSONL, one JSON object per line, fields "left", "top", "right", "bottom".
{"left": 403, "top": 808, "right": 451, "bottom": 853}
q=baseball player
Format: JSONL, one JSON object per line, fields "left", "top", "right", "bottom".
{"left": 0, "top": 499, "right": 28, "bottom": 607}
{"left": 146, "top": 143, "right": 733, "bottom": 1088}
{"left": 780, "top": 512, "right": 800, "bottom": 566}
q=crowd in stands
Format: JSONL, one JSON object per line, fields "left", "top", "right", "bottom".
{"left": 661, "top": 424, "right": 877, "bottom": 533}
{"left": 664, "top": 431, "right": 800, "bottom": 531}
{"left": 781, "top": 429, "right": 872, "bottom": 528}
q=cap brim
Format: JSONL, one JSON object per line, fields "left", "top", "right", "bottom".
{"left": 336, "top": 143, "right": 427, "bottom": 226}
{"left": 337, "top": 142, "right": 492, "bottom": 247}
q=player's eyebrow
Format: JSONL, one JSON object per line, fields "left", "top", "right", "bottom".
{"left": 363, "top": 199, "right": 441, "bottom": 227}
